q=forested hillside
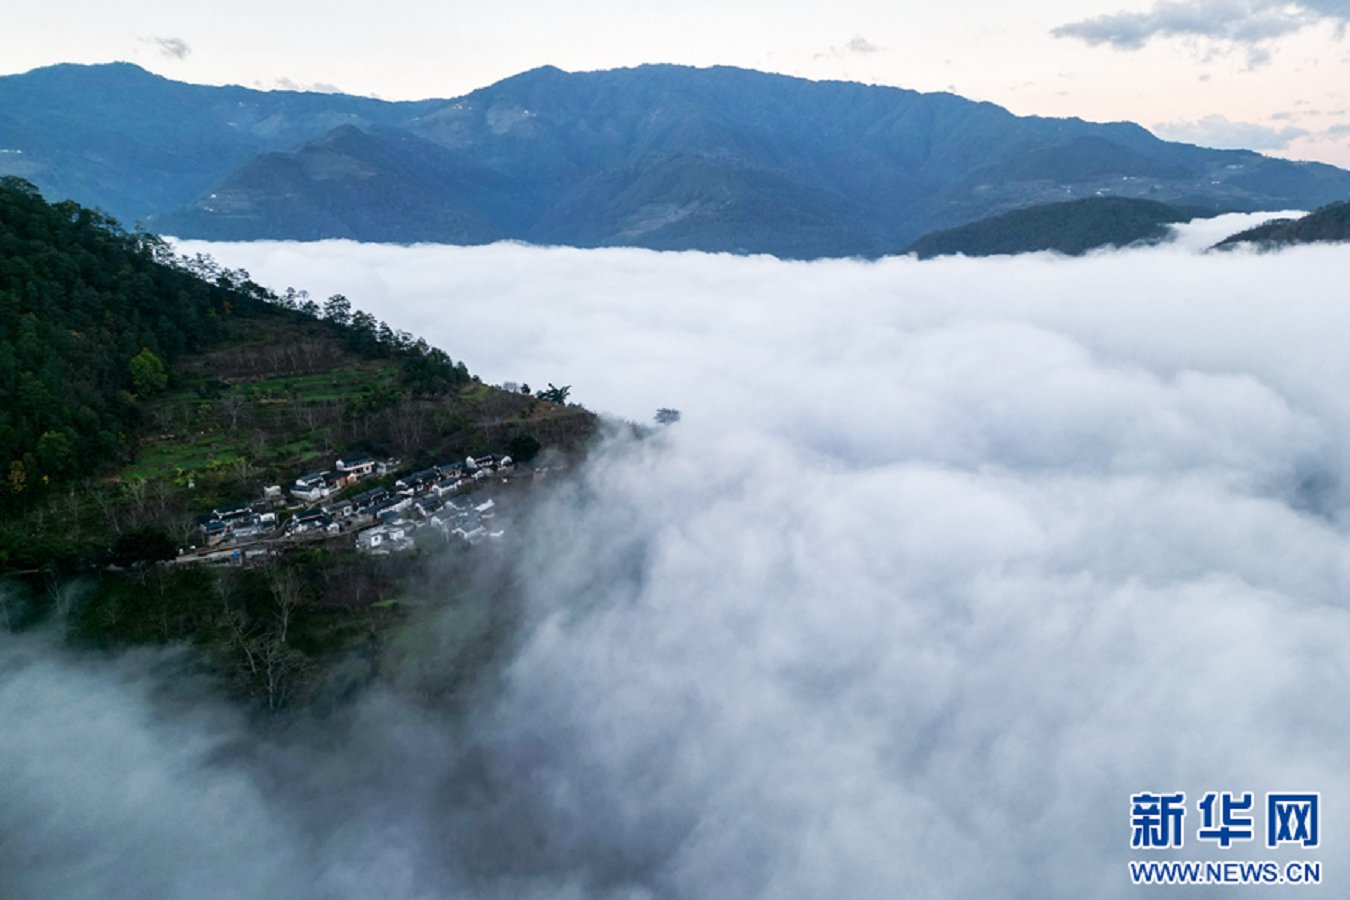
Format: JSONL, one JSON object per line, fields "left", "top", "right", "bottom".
{"left": 1214, "top": 200, "right": 1350, "bottom": 249}
{"left": 0, "top": 176, "right": 482, "bottom": 512}
{"left": 0, "top": 177, "right": 590, "bottom": 571}
{"left": 0, "top": 176, "right": 254, "bottom": 507}
{"left": 0, "top": 178, "right": 593, "bottom": 710}
{"left": 905, "top": 197, "right": 1212, "bottom": 259}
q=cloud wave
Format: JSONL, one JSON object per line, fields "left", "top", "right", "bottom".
{"left": 7, "top": 227, "right": 1350, "bottom": 898}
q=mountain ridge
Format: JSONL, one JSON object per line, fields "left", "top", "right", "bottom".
{"left": 5, "top": 61, "right": 1350, "bottom": 257}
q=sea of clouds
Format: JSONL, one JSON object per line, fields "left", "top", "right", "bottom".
{"left": 3, "top": 217, "right": 1347, "bottom": 897}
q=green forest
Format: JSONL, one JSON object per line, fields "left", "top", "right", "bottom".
{"left": 1214, "top": 200, "right": 1350, "bottom": 249}
{"left": 0, "top": 175, "right": 485, "bottom": 523}
{"left": 906, "top": 197, "right": 1213, "bottom": 259}
{"left": 0, "top": 176, "right": 477, "bottom": 513}
{"left": 0, "top": 176, "right": 242, "bottom": 504}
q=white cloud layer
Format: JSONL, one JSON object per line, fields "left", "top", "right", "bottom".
{"left": 7, "top": 225, "right": 1350, "bottom": 897}
{"left": 1153, "top": 113, "right": 1311, "bottom": 149}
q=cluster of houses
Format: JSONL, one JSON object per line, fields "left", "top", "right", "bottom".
{"left": 198, "top": 502, "right": 278, "bottom": 546}
{"left": 193, "top": 452, "right": 516, "bottom": 557}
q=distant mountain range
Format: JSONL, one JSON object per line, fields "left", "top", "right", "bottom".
{"left": 3, "top": 62, "right": 1350, "bottom": 257}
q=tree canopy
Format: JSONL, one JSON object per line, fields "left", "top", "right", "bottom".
{"left": 0, "top": 176, "right": 253, "bottom": 506}
{"left": 0, "top": 177, "right": 474, "bottom": 512}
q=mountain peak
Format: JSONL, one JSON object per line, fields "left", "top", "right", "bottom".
{"left": 17, "top": 60, "right": 164, "bottom": 83}
{"left": 485, "top": 64, "right": 570, "bottom": 89}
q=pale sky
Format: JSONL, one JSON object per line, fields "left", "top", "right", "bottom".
{"left": 4, "top": 0, "right": 1350, "bottom": 167}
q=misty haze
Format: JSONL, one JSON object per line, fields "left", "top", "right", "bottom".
{"left": 3, "top": 219, "right": 1346, "bottom": 898}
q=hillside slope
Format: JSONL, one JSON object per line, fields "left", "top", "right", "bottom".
{"left": 906, "top": 197, "right": 1211, "bottom": 258}
{"left": 1213, "top": 201, "right": 1350, "bottom": 249}
{"left": 152, "top": 125, "right": 520, "bottom": 243}
{"left": 0, "top": 178, "right": 595, "bottom": 713}
{"left": 0, "top": 62, "right": 443, "bottom": 223}
{"left": 0, "top": 177, "right": 593, "bottom": 569}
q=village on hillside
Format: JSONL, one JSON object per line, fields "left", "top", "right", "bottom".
{"left": 186, "top": 451, "right": 526, "bottom": 563}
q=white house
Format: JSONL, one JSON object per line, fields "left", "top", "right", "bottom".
{"left": 357, "top": 524, "right": 413, "bottom": 554}
{"left": 336, "top": 456, "right": 380, "bottom": 478}
{"left": 290, "top": 472, "right": 330, "bottom": 503}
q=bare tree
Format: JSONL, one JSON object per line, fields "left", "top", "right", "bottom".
{"left": 60, "top": 488, "right": 84, "bottom": 544}
{"left": 124, "top": 478, "right": 149, "bottom": 518}
{"left": 258, "top": 639, "right": 308, "bottom": 711}
{"left": 222, "top": 607, "right": 262, "bottom": 681}
{"left": 220, "top": 392, "right": 248, "bottom": 430}
{"left": 44, "top": 569, "right": 73, "bottom": 620}
{"left": 151, "top": 478, "right": 175, "bottom": 518}
{"left": 265, "top": 564, "right": 304, "bottom": 645}
{"left": 222, "top": 603, "right": 309, "bottom": 710}
{"left": 231, "top": 456, "right": 255, "bottom": 486}
{"left": 248, "top": 429, "right": 270, "bottom": 462}
{"left": 175, "top": 401, "right": 194, "bottom": 434}
{"left": 171, "top": 513, "right": 198, "bottom": 550}
{"left": 150, "top": 568, "right": 175, "bottom": 641}
{"left": 92, "top": 486, "right": 121, "bottom": 532}
{"left": 389, "top": 398, "right": 428, "bottom": 457}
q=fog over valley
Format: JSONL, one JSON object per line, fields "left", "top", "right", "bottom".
{"left": 4, "top": 222, "right": 1348, "bottom": 897}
